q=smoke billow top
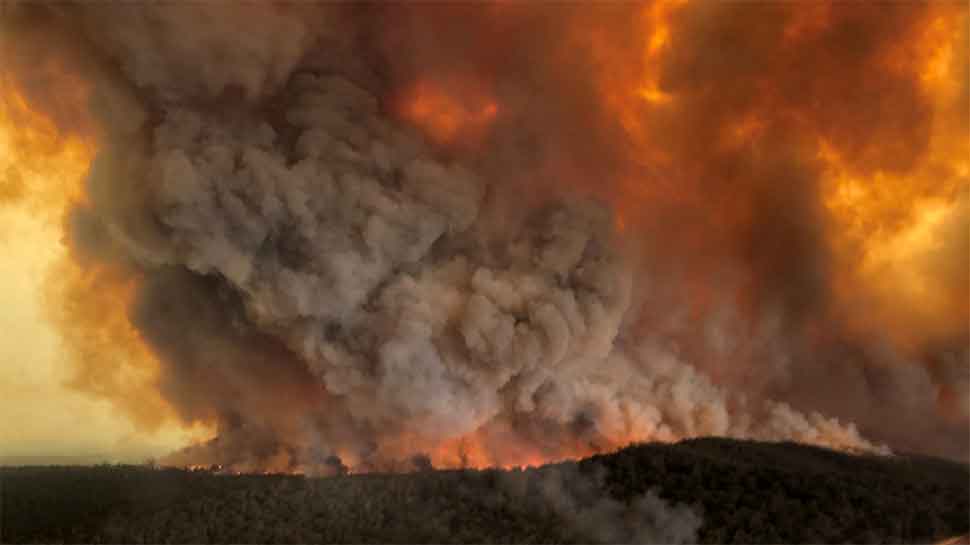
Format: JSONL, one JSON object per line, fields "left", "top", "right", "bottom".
{"left": 2, "top": 2, "right": 967, "bottom": 472}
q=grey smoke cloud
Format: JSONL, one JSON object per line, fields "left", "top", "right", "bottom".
{"left": 3, "top": 1, "right": 965, "bottom": 470}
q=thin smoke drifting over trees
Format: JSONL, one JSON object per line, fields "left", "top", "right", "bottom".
{"left": 0, "top": 2, "right": 966, "bottom": 471}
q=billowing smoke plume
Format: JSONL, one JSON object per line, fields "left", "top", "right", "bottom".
{"left": 2, "top": 1, "right": 966, "bottom": 469}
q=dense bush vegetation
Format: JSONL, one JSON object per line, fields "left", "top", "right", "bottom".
{"left": 0, "top": 464, "right": 265, "bottom": 543}
{"left": 2, "top": 438, "right": 967, "bottom": 544}
{"left": 582, "top": 438, "right": 969, "bottom": 544}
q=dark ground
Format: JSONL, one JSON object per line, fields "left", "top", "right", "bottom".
{"left": 2, "top": 437, "right": 967, "bottom": 544}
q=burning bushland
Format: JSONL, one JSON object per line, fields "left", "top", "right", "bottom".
{"left": 1, "top": 3, "right": 966, "bottom": 472}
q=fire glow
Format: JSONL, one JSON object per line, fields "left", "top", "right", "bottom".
{"left": 399, "top": 79, "right": 500, "bottom": 147}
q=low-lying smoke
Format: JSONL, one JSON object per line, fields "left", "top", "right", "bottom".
{"left": 503, "top": 463, "right": 703, "bottom": 544}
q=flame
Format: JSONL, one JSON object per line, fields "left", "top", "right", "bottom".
{"left": 373, "top": 418, "right": 650, "bottom": 471}
{"left": 399, "top": 78, "right": 499, "bottom": 147}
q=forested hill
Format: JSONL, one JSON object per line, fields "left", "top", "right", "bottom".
{"left": 2, "top": 437, "right": 967, "bottom": 544}
{"left": 581, "top": 438, "right": 968, "bottom": 543}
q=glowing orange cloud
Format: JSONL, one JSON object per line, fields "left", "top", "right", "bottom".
{"left": 0, "top": 82, "right": 91, "bottom": 214}
{"left": 1, "top": 66, "right": 211, "bottom": 440}
{"left": 399, "top": 79, "right": 499, "bottom": 148}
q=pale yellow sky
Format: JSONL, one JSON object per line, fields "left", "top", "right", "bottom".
{"left": 0, "top": 118, "right": 203, "bottom": 465}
